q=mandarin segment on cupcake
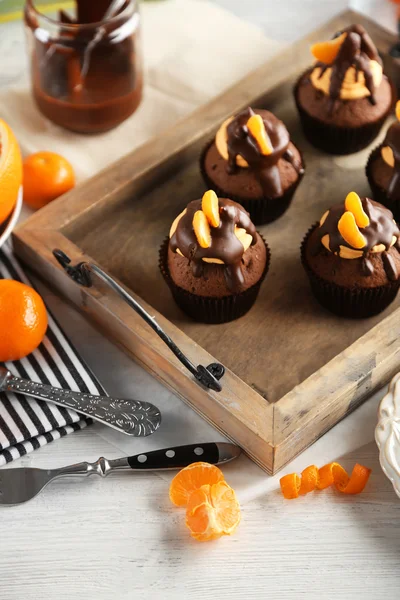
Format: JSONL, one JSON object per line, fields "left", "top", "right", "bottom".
{"left": 294, "top": 24, "right": 394, "bottom": 154}
{"left": 200, "top": 107, "right": 304, "bottom": 225}
{"left": 379, "top": 101, "right": 400, "bottom": 180}
{"left": 367, "top": 100, "right": 400, "bottom": 220}
{"left": 201, "top": 189, "right": 220, "bottom": 228}
{"left": 310, "top": 32, "right": 347, "bottom": 64}
{"left": 159, "top": 192, "right": 270, "bottom": 323}
{"left": 301, "top": 192, "right": 400, "bottom": 318}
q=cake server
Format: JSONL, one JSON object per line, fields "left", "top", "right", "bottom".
{"left": 0, "top": 366, "right": 161, "bottom": 437}
{"left": 0, "top": 442, "right": 241, "bottom": 505}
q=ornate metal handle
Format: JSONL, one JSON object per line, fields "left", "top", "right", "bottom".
{"left": 4, "top": 372, "right": 161, "bottom": 437}
{"left": 52, "top": 249, "right": 225, "bottom": 392}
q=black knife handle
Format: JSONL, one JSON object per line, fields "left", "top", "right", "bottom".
{"left": 127, "top": 442, "right": 221, "bottom": 470}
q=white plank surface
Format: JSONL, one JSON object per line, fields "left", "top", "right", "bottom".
{"left": 1, "top": 2, "right": 400, "bottom": 599}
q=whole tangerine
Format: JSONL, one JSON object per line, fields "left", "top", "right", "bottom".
{"left": 0, "top": 280, "right": 48, "bottom": 361}
{"left": 23, "top": 151, "right": 75, "bottom": 210}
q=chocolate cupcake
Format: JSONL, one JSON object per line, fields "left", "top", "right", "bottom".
{"left": 200, "top": 107, "right": 304, "bottom": 225}
{"left": 366, "top": 101, "right": 400, "bottom": 220}
{"left": 301, "top": 191, "right": 400, "bottom": 318}
{"left": 159, "top": 190, "right": 270, "bottom": 323}
{"left": 294, "top": 24, "right": 394, "bottom": 154}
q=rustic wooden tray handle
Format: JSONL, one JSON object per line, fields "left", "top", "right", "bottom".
{"left": 53, "top": 249, "right": 225, "bottom": 392}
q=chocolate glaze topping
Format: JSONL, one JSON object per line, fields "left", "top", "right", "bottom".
{"left": 225, "top": 108, "right": 303, "bottom": 198}
{"left": 316, "top": 24, "right": 382, "bottom": 108}
{"left": 170, "top": 198, "right": 257, "bottom": 293}
{"left": 383, "top": 122, "right": 400, "bottom": 201}
{"left": 314, "top": 197, "right": 400, "bottom": 281}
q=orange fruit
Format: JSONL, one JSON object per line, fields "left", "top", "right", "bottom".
{"left": 186, "top": 481, "right": 241, "bottom": 542}
{"left": 23, "top": 151, "right": 75, "bottom": 210}
{"left": 0, "top": 119, "right": 23, "bottom": 225}
{"left": 169, "top": 462, "right": 225, "bottom": 507}
{"left": 0, "top": 280, "right": 48, "bottom": 361}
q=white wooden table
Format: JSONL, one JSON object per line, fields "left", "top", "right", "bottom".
{"left": 1, "top": 2, "right": 400, "bottom": 599}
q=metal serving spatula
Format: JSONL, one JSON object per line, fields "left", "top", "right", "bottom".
{"left": 0, "top": 442, "right": 241, "bottom": 505}
{"left": 0, "top": 366, "right": 161, "bottom": 437}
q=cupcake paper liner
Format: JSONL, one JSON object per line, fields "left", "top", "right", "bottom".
{"left": 199, "top": 140, "right": 304, "bottom": 226}
{"left": 293, "top": 74, "right": 395, "bottom": 155}
{"left": 301, "top": 225, "right": 400, "bottom": 319}
{"left": 366, "top": 145, "right": 400, "bottom": 222}
{"left": 159, "top": 236, "right": 270, "bottom": 324}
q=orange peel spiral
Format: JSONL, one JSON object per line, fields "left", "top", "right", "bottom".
{"left": 280, "top": 462, "right": 371, "bottom": 499}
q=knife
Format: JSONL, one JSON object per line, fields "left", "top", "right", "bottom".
{"left": 0, "top": 443, "right": 242, "bottom": 505}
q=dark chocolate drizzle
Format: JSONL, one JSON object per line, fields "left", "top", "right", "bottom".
{"left": 314, "top": 197, "right": 400, "bottom": 281}
{"left": 382, "top": 121, "right": 400, "bottom": 201}
{"left": 315, "top": 24, "right": 381, "bottom": 109}
{"left": 170, "top": 198, "right": 257, "bottom": 293}
{"left": 225, "top": 108, "right": 303, "bottom": 198}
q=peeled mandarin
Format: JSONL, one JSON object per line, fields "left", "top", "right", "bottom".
{"left": 185, "top": 481, "right": 241, "bottom": 542}
{"left": 246, "top": 114, "right": 272, "bottom": 155}
{"left": 193, "top": 210, "right": 211, "bottom": 248}
{"left": 169, "top": 462, "right": 225, "bottom": 507}
{"left": 338, "top": 211, "right": 366, "bottom": 250}
{"left": 396, "top": 100, "right": 400, "bottom": 122}
{"left": 344, "top": 191, "right": 370, "bottom": 228}
{"left": 310, "top": 32, "right": 347, "bottom": 64}
{"left": 202, "top": 190, "right": 220, "bottom": 228}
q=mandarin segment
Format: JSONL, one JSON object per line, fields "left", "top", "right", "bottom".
{"left": 192, "top": 210, "right": 211, "bottom": 248}
{"left": 235, "top": 227, "right": 253, "bottom": 252}
{"left": 202, "top": 190, "right": 220, "bottom": 228}
{"left": 344, "top": 191, "right": 370, "bottom": 228}
{"left": 338, "top": 211, "right": 366, "bottom": 250}
{"left": 396, "top": 100, "right": 400, "bottom": 122}
{"left": 310, "top": 32, "right": 347, "bottom": 64}
{"left": 169, "top": 462, "right": 225, "bottom": 507}
{"left": 246, "top": 114, "right": 273, "bottom": 155}
{"left": 185, "top": 481, "right": 241, "bottom": 542}
{"left": 382, "top": 145, "right": 395, "bottom": 168}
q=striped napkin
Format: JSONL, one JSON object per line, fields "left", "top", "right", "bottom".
{"left": 0, "top": 243, "right": 102, "bottom": 465}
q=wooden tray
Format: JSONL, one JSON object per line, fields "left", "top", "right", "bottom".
{"left": 14, "top": 10, "right": 400, "bottom": 474}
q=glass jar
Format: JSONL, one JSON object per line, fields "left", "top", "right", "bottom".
{"left": 24, "top": 0, "right": 143, "bottom": 133}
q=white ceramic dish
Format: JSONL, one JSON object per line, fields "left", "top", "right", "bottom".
{"left": 375, "top": 374, "right": 400, "bottom": 499}
{"left": 0, "top": 186, "right": 23, "bottom": 249}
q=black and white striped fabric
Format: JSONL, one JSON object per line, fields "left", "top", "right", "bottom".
{"left": 0, "top": 243, "right": 103, "bottom": 465}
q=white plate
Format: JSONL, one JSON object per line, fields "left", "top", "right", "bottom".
{"left": 375, "top": 373, "right": 400, "bottom": 499}
{"left": 0, "top": 186, "right": 23, "bottom": 249}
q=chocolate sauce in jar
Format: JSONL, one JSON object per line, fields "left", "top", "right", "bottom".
{"left": 24, "top": 0, "right": 143, "bottom": 133}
